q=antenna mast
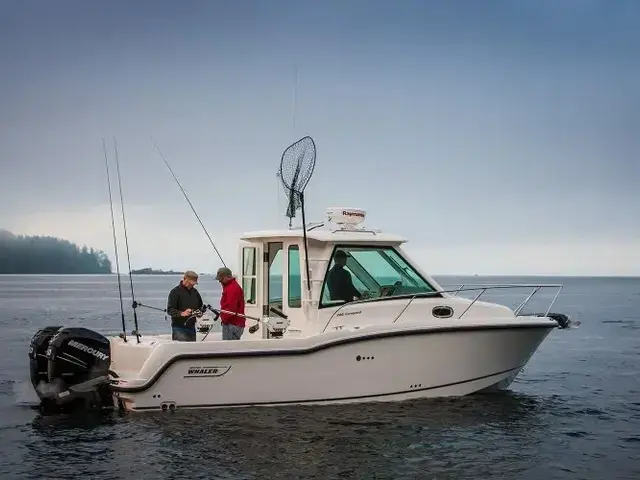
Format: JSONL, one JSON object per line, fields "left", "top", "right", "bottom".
{"left": 113, "top": 138, "right": 141, "bottom": 343}
{"left": 292, "top": 63, "right": 298, "bottom": 136}
{"left": 283, "top": 63, "right": 300, "bottom": 229}
{"left": 102, "top": 139, "right": 127, "bottom": 342}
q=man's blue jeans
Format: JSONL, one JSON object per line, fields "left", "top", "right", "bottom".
{"left": 172, "top": 326, "right": 196, "bottom": 342}
{"left": 222, "top": 323, "right": 244, "bottom": 340}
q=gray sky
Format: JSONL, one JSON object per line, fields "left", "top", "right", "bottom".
{"left": 1, "top": 0, "right": 638, "bottom": 275}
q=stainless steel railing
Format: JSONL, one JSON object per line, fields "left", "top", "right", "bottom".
{"left": 321, "top": 283, "right": 563, "bottom": 333}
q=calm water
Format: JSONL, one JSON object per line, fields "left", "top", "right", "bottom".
{"left": 0, "top": 274, "right": 639, "bottom": 479}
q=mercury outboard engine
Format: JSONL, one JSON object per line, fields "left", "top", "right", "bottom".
{"left": 29, "top": 326, "right": 115, "bottom": 413}
{"left": 29, "top": 325, "right": 63, "bottom": 394}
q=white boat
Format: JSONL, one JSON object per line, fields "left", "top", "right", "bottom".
{"left": 28, "top": 207, "right": 572, "bottom": 413}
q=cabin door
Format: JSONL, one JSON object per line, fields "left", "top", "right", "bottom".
{"left": 238, "top": 242, "right": 262, "bottom": 325}
{"left": 282, "top": 241, "right": 303, "bottom": 317}
{"left": 262, "top": 241, "right": 304, "bottom": 336}
{"left": 264, "top": 241, "right": 285, "bottom": 322}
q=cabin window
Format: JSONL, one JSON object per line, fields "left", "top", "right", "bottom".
{"left": 241, "top": 247, "right": 257, "bottom": 304}
{"left": 319, "top": 245, "right": 437, "bottom": 308}
{"left": 288, "top": 245, "right": 301, "bottom": 308}
{"left": 267, "top": 242, "right": 284, "bottom": 312}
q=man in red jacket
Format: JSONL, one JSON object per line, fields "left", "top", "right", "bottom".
{"left": 215, "top": 267, "right": 246, "bottom": 340}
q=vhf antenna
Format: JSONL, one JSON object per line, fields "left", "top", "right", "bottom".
{"left": 113, "top": 138, "right": 141, "bottom": 343}
{"left": 102, "top": 138, "right": 127, "bottom": 342}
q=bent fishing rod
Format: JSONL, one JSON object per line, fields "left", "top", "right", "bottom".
{"left": 151, "top": 137, "right": 227, "bottom": 268}
{"left": 126, "top": 138, "right": 229, "bottom": 326}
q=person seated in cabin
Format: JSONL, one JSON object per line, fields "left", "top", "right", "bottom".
{"left": 167, "top": 270, "right": 204, "bottom": 342}
{"left": 326, "top": 250, "right": 362, "bottom": 304}
{"left": 215, "top": 267, "right": 246, "bottom": 340}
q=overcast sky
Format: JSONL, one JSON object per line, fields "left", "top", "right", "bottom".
{"left": 1, "top": 0, "right": 638, "bottom": 275}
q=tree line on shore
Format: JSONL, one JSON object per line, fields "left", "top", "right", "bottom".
{"left": 0, "top": 229, "right": 112, "bottom": 274}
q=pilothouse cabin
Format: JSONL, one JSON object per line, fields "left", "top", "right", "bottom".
{"left": 237, "top": 208, "right": 449, "bottom": 339}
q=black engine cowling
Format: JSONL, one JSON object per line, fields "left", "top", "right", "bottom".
{"left": 29, "top": 326, "right": 115, "bottom": 413}
{"left": 46, "top": 327, "right": 111, "bottom": 382}
{"left": 29, "top": 325, "right": 63, "bottom": 392}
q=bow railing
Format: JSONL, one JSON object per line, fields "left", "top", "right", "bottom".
{"left": 321, "top": 283, "right": 563, "bottom": 333}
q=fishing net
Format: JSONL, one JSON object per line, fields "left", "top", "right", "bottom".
{"left": 278, "top": 136, "right": 316, "bottom": 226}
{"left": 277, "top": 136, "right": 317, "bottom": 291}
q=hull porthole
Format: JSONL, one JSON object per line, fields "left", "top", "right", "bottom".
{"left": 432, "top": 306, "right": 454, "bottom": 318}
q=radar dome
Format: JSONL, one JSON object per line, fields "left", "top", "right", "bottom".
{"left": 325, "top": 207, "right": 366, "bottom": 228}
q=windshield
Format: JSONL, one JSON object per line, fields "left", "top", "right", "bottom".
{"left": 320, "top": 245, "right": 437, "bottom": 307}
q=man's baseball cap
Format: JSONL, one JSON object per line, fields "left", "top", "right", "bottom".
{"left": 215, "top": 267, "right": 233, "bottom": 280}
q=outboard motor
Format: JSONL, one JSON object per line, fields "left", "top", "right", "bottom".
{"left": 29, "top": 326, "right": 62, "bottom": 393}
{"left": 29, "top": 326, "right": 115, "bottom": 413}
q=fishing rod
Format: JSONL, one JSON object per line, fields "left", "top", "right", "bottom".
{"left": 102, "top": 138, "right": 127, "bottom": 343}
{"left": 200, "top": 305, "right": 263, "bottom": 339}
{"left": 133, "top": 301, "right": 263, "bottom": 338}
{"left": 201, "top": 305, "right": 290, "bottom": 338}
{"left": 132, "top": 301, "right": 209, "bottom": 329}
{"left": 151, "top": 138, "right": 227, "bottom": 268}
{"left": 132, "top": 301, "right": 166, "bottom": 313}
{"left": 113, "top": 137, "right": 141, "bottom": 343}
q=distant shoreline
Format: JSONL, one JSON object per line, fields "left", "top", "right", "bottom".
{"left": 0, "top": 230, "right": 112, "bottom": 274}
{"left": 128, "top": 268, "right": 211, "bottom": 276}
{"left": 129, "top": 268, "right": 183, "bottom": 275}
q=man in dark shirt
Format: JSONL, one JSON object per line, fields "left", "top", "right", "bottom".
{"left": 167, "top": 270, "right": 204, "bottom": 341}
{"left": 326, "top": 250, "right": 362, "bottom": 304}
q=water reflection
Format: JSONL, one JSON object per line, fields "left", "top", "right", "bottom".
{"left": 24, "top": 412, "right": 119, "bottom": 479}
{"left": 27, "top": 393, "right": 557, "bottom": 479}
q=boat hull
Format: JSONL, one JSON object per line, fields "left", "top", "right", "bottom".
{"left": 112, "top": 323, "right": 554, "bottom": 411}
